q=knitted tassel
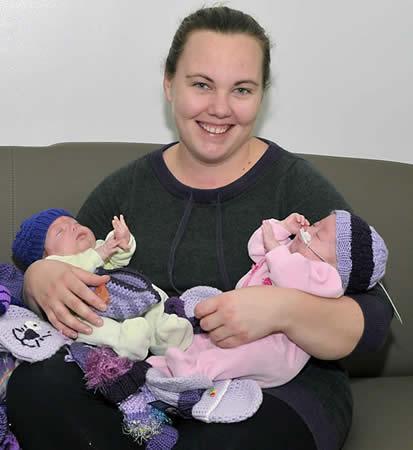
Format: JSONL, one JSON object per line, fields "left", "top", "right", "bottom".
{"left": 84, "top": 346, "right": 133, "bottom": 390}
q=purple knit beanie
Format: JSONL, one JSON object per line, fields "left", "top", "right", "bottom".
{"left": 334, "top": 210, "right": 388, "bottom": 293}
{"left": 12, "top": 208, "right": 73, "bottom": 270}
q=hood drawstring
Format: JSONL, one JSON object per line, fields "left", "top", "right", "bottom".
{"left": 215, "top": 192, "right": 232, "bottom": 291}
{"left": 168, "top": 192, "right": 194, "bottom": 294}
{"left": 167, "top": 191, "right": 232, "bottom": 295}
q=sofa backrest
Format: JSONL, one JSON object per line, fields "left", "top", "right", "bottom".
{"left": 0, "top": 142, "right": 411, "bottom": 377}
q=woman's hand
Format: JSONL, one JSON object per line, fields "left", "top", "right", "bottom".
{"left": 194, "top": 286, "right": 286, "bottom": 348}
{"left": 24, "top": 259, "right": 110, "bottom": 338}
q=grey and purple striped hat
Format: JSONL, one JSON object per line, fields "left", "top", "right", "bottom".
{"left": 334, "top": 210, "right": 388, "bottom": 293}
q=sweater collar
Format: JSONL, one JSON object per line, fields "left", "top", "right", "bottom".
{"left": 149, "top": 138, "right": 282, "bottom": 204}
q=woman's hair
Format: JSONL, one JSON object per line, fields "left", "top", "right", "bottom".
{"left": 165, "top": 6, "right": 272, "bottom": 90}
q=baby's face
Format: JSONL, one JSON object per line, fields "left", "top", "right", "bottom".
{"left": 289, "top": 214, "right": 337, "bottom": 266}
{"left": 44, "top": 216, "right": 96, "bottom": 257}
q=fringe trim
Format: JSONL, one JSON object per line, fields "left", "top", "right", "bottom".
{"left": 122, "top": 409, "right": 171, "bottom": 444}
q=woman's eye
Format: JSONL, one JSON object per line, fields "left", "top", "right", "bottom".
{"left": 193, "top": 82, "right": 209, "bottom": 90}
{"left": 234, "top": 87, "right": 251, "bottom": 95}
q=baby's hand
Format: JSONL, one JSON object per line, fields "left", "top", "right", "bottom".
{"left": 281, "top": 213, "right": 309, "bottom": 235}
{"left": 262, "top": 220, "right": 279, "bottom": 252}
{"left": 112, "top": 214, "right": 131, "bottom": 251}
{"left": 96, "top": 236, "right": 121, "bottom": 261}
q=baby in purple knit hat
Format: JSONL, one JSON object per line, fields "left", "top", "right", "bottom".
{"left": 149, "top": 209, "right": 389, "bottom": 388}
{"left": 241, "top": 209, "right": 389, "bottom": 295}
{"left": 12, "top": 209, "right": 193, "bottom": 361}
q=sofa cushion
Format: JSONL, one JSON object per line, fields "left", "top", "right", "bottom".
{"left": 344, "top": 376, "right": 413, "bottom": 449}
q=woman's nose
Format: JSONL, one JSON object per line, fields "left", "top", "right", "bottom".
{"left": 207, "top": 91, "right": 231, "bottom": 118}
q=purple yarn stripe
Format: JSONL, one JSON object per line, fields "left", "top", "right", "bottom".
{"left": 178, "top": 389, "right": 204, "bottom": 418}
{"left": 0, "top": 404, "right": 7, "bottom": 442}
{"left": 68, "top": 342, "right": 93, "bottom": 372}
{"left": 92, "top": 268, "right": 161, "bottom": 320}
{"left": 0, "top": 286, "right": 11, "bottom": 300}
{"left": 1, "top": 432, "right": 21, "bottom": 450}
{"left": 0, "top": 264, "right": 24, "bottom": 300}
{"left": 98, "top": 285, "right": 159, "bottom": 320}
{"left": 369, "top": 226, "right": 388, "bottom": 289}
{"left": 146, "top": 424, "right": 178, "bottom": 450}
{"left": 103, "top": 269, "right": 151, "bottom": 288}
{"left": 164, "top": 297, "right": 186, "bottom": 318}
{"left": 0, "top": 286, "right": 11, "bottom": 315}
{"left": 120, "top": 386, "right": 157, "bottom": 428}
{"left": 335, "top": 210, "right": 352, "bottom": 291}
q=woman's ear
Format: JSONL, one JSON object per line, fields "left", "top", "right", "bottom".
{"left": 163, "top": 74, "right": 173, "bottom": 102}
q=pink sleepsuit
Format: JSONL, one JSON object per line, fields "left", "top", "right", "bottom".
{"left": 148, "top": 219, "right": 343, "bottom": 388}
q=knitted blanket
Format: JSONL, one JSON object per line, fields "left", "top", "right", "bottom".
{"left": 68, "top": 285, "right": 263, "bottom": 450}
{"left": 0, "top": 263, "right": 26, "bottom": 450}
{"left": 0, "top": 264, "right": 263, "bottom": 450}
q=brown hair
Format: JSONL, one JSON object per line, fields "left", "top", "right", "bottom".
{"left": 165, "top": 6, "right": 272, "bottom": 90}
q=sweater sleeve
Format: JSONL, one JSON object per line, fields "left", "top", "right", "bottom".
{"left": 347, "top": 284, "right": 393, "bottom": 353}
{"left": 277, "top": 157, "right": 351, "bottom": 222}
{"left": 266, "top": 246, "right": 343, "bottom": 298}
{"left": 278, "top": 156, "right": 393, "bottom": 354}
{"left": 76, "top": 161, "right": 136, "bottom": 242}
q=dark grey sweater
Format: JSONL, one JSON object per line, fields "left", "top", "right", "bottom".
{"left": 78, "top": 139, "right": 393, "bottom": 450}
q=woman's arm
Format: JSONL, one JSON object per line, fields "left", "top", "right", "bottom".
{"left": 195, "top": 283, "right": 392, "bottom": 359}
{"left": 194, "top": 285, "right": 363, "bottom": 358}
{"left": 283, "top": 284, "right": 393, "bottom": 358}
{"left": 279, "top": 288, "right": 365, "bottom": 359}
{"left": 196, "top": 156, "right": 393, "bottom": 359}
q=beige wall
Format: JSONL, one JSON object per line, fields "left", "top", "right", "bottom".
{"left": 0, "top": 0, "right": 412, "bottom": 163}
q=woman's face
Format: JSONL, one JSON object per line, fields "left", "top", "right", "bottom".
{"left": 164, "top": 30, "right": 264, "bottom": 165}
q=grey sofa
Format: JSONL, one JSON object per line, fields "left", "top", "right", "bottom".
{"left": 0, "top": 143, "right": 412, "bottom": 449}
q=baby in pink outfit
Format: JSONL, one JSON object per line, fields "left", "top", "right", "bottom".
{"left": 148, "top": 210, "right": 388, "bottom": 388}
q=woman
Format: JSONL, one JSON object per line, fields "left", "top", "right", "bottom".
{"left": 8, "top": 6, "right": 392, "bottom": 450}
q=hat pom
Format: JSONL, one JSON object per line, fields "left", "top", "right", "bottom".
{"left": 12, "top": 208, "right": 73, "bottom": 270}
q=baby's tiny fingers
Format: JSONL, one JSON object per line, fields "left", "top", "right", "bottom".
{"left": 298, "top": 215, "right": 308, "bottom": 225}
